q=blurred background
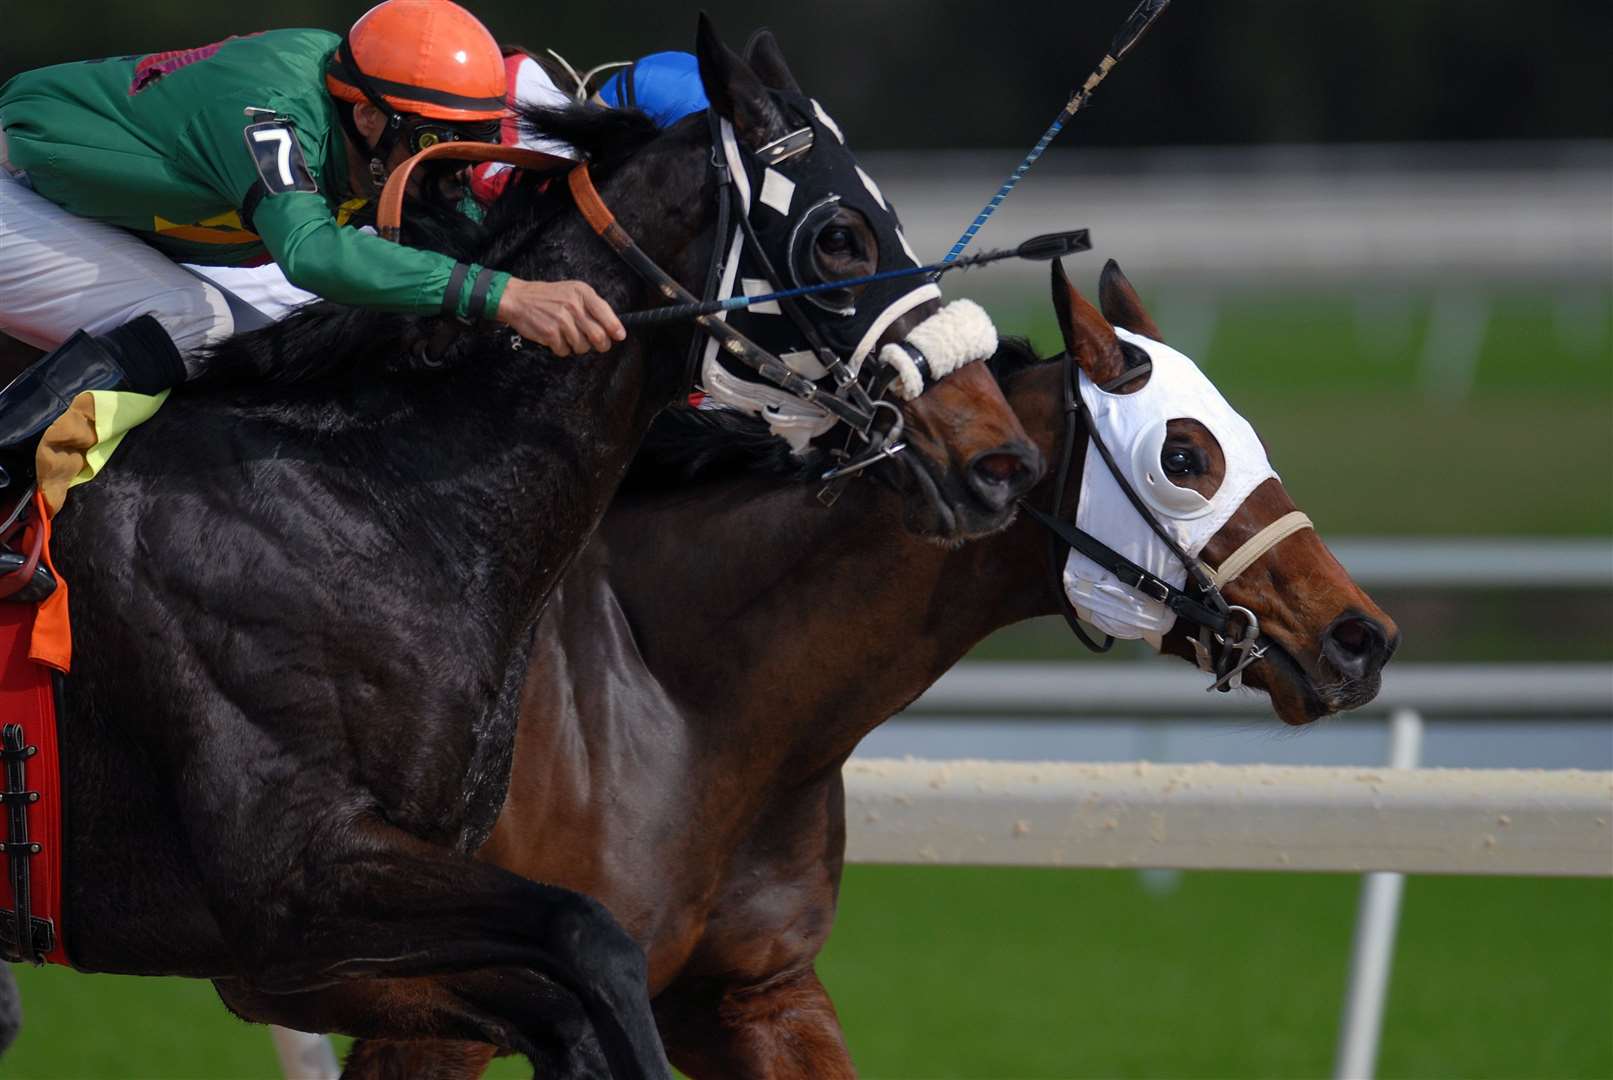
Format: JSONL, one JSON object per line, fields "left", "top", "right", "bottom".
{"left": 4, "top": 1, "right": 1610, "bottom": 1078}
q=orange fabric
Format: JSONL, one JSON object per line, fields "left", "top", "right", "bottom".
{"left": 36, "top": 395, "right": 98, "bottom": 517}
{"left": 28, "top": 489, "right": 70, "bottom": 674}
{"left": 326, "top": 0, "right": 507, "bottom": 121}
{"left": 149, "top": 223, "right": 262, "bottom": 245}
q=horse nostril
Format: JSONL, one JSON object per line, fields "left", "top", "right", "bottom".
{"left": 1323, "top": 614, "right": 1391, "bottom": 680}
{"left": 966, "top": 444, "right": 1042, "bottom": 511}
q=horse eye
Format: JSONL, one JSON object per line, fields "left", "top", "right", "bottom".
{"left": 818, "top": 226, "right": 855, "bottom": 256}
{"left": 1161, "top": 446, "right": 1198, "bottom": 476}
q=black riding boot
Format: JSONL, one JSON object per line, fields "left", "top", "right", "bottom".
{"left": 0, "top": 315, "right": 185, "bottom": 493}
{"left": 0, "top": 315, "right": 185, "bottom": 451}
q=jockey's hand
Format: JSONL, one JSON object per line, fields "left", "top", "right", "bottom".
{"left": 497, "top": 279, "right": 626, "bottom": 357}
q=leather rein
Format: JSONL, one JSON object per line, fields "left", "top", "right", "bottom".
{"left": 1019, "top": 350, "right": 1312, "bottom": 692}
{"left": 375, "top": 136, "right": 882, "bottom": 433}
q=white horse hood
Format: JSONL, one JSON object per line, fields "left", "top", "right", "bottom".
{"left": 1063, "top": 328, "right": 1277, "bottom": 640}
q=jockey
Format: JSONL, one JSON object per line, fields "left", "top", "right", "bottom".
{"left": 0, "top": 0, "right": 624, "bottom": 454}
{"left": 181, "top": 48, "right": 714, "bottom": 326}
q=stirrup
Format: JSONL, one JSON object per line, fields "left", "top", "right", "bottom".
{"left": 0, "top": 486, "right": 54, "bottom": 605}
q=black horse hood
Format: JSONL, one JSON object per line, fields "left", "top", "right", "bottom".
{"left": 700, "top": 94, "right": 938, "bottom": 447}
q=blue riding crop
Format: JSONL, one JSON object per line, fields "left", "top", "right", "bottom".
{"left": 939, "top": 0, "right": 1173, "bottom": 266}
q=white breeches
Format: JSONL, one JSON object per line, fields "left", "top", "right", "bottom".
{"left": 0, "top": 128, "right": 237, "bottom": 360}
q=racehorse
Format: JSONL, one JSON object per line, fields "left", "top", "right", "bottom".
{"left": 308, "top": 259, "right": 1401, "bottom": 1078}
{"left": 20, "top": 20, "right": 1038, "bottom": 1079}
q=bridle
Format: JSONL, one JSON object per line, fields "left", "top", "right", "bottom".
{"left": 1019, "top": 347, "right": 1313, "bottom": 692}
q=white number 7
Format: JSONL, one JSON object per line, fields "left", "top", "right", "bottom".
{"left": 251, "top": 127, "right": 296, "bottom": 187}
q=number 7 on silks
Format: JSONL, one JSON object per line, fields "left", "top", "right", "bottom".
{"left": 243, "top": 121, "right": 319, "bottom": 195}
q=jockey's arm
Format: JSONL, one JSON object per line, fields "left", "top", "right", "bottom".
{"left": 249, "top": 189, "right": 505, "bottom": 321}
{"left": 187, "top": 95, "right": 622, "bottom": 354}
{"left": 256, "top": 201, "right": 622, "bottom": 355}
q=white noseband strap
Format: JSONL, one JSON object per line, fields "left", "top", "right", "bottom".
{"left": 1205, "top": 511, "right": 1313, "bottom": 589}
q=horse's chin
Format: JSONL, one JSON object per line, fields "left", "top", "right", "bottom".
{"left": 1245, "top": 638, "right": 1335, "bottom": 726}
{"left": 890, "top": 452, "right": 1014, "bottom": 546}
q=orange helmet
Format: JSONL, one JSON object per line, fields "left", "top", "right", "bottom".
{"left": 326, "top": 0, "right": 506, "bottom": 122}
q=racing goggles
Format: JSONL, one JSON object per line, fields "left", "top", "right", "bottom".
{"left": 406, "top": 117, "right": 502, "bottom": 155}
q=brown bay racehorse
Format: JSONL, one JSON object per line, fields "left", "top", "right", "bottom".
{"left": 9, "top": 19, "right": 1038, "bottom": 1079}
{"left": 329, "top": 259, "right": 1398, "bottom": 1078}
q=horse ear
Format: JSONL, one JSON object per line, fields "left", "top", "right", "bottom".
{"left": 744, "top": 29, "right": 803, "bottom": 95}
{"left": 1097, "top": 258, "right": 1164, "bottom": 342}
{"left": 696, "top": 13, "right": 787, "bottom": 147}
{"left": 1051, "top": 259, "right": 1128, "bottom": 386}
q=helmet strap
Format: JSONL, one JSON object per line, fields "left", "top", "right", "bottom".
{"left": 331, "top": 33, "right": 410, "bottom": 187}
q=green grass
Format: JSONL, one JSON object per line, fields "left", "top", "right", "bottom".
{"left": 821, "top": 869, "right": 1613, "bottom": 1080}
{"left": 6, "top": 871, "right": 1609, "bottom": 1079}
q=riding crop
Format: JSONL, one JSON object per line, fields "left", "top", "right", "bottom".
{"left": 616, "top": 228, "right": 1091, "bottom": 328}
{"left": 938, "top": 0, "right": 1172, "bottom": 266}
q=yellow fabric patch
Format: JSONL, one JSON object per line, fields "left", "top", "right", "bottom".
{"left": 67, "top": 389, "right": 170, "bottom": 491}
{"left": 335, "top": 197, "right": 370, "bottom": 228}
{"left": 153, "top": 209, "right": 259, "bottom": 244}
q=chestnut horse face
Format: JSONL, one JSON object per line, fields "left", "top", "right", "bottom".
{"left": 698, "top": 26, "right": 1042, "bottom": 542}
{"left": 1047, "top": 259, "right": 1398, "bottom": 724}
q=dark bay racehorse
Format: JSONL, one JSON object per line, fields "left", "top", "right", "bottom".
{"left": 328, "top": 260, "right": 1398, "bottom": 1077}
{"left": 20, "top": 20, "right": 1037, "bottom": 1079}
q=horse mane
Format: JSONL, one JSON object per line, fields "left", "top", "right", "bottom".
{"left": 186, "top": 102, "right": 664, "bottom": 392}
{"left": 986, "top": 335, "right": 1049, "bottom": 382}
{"left": 514, "top": 101, "right": 662, "bottom": 170}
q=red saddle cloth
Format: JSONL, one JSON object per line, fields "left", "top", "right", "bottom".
{"left": 0, "top": 492, "right": 69, "bottom": 965}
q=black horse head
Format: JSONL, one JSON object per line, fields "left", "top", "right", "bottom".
{"left": 688, "top": 17, "right": 1041, "bottom": 539}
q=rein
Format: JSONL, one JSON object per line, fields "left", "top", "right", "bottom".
{"left": 376, "top": 142, "right": 573, "bottom": 241}
{"left": 1020, "top": 349, "right": 1312, "bottom": 692}
{"left": 565, "top": 162, "right": 877, "bottom": 431}
{"left": 374, "top": 136, "right": 881, "bottom": 432}
{"left": 615, "top": 229, "right": 1092, "bottom": 329}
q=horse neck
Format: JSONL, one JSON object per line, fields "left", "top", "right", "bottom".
{"left": 149, "top": 128, "right": 722, "bottom": 654}
{"left": 601, "top": 471, "right": 1057, "bottom": 776}
{"left": 416, "top": 132, "right": 718, "bottom": 631}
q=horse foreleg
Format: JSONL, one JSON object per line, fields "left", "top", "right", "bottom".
{"left": 340, "top": 1038, "right": 498, "bottom": 1080}
{"left": 653, "top": 968, "right": 855, "bottom": 1080}
{"left": 203, "top": 814, "right": 668, "bottom": 1080}
{"left": 217, "top": 976, "right": 603, "bottom": 1080}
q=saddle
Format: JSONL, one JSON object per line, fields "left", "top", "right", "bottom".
{"left": 0, "top": 485, "right": 64, "bottom": 965}
{"left": 0, "top": 362, "right": 70, "bottom": 964}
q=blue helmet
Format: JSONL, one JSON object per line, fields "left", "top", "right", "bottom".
{"left": 597, "top": 51, "right": 709, "bottom": 128}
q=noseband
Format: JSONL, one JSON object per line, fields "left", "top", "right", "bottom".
{"left": 1020, "top": 350, "right": 1312, "bottom": 692}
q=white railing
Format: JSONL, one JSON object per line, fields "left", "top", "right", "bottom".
{"left": 873, "top": 144, "right": 1613, "bottom": 284}
{"left": 851, "top": 662, "right": 1611, "bottom": 1080}
{"left": 905, "top": 661, "right": 1613, "bottom": 716}
{"left": 1325, "top": 537, "right": 1611, "bottom": 588}
{"left": 841, "top": 755, "right": 1611, "bottom": 876}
